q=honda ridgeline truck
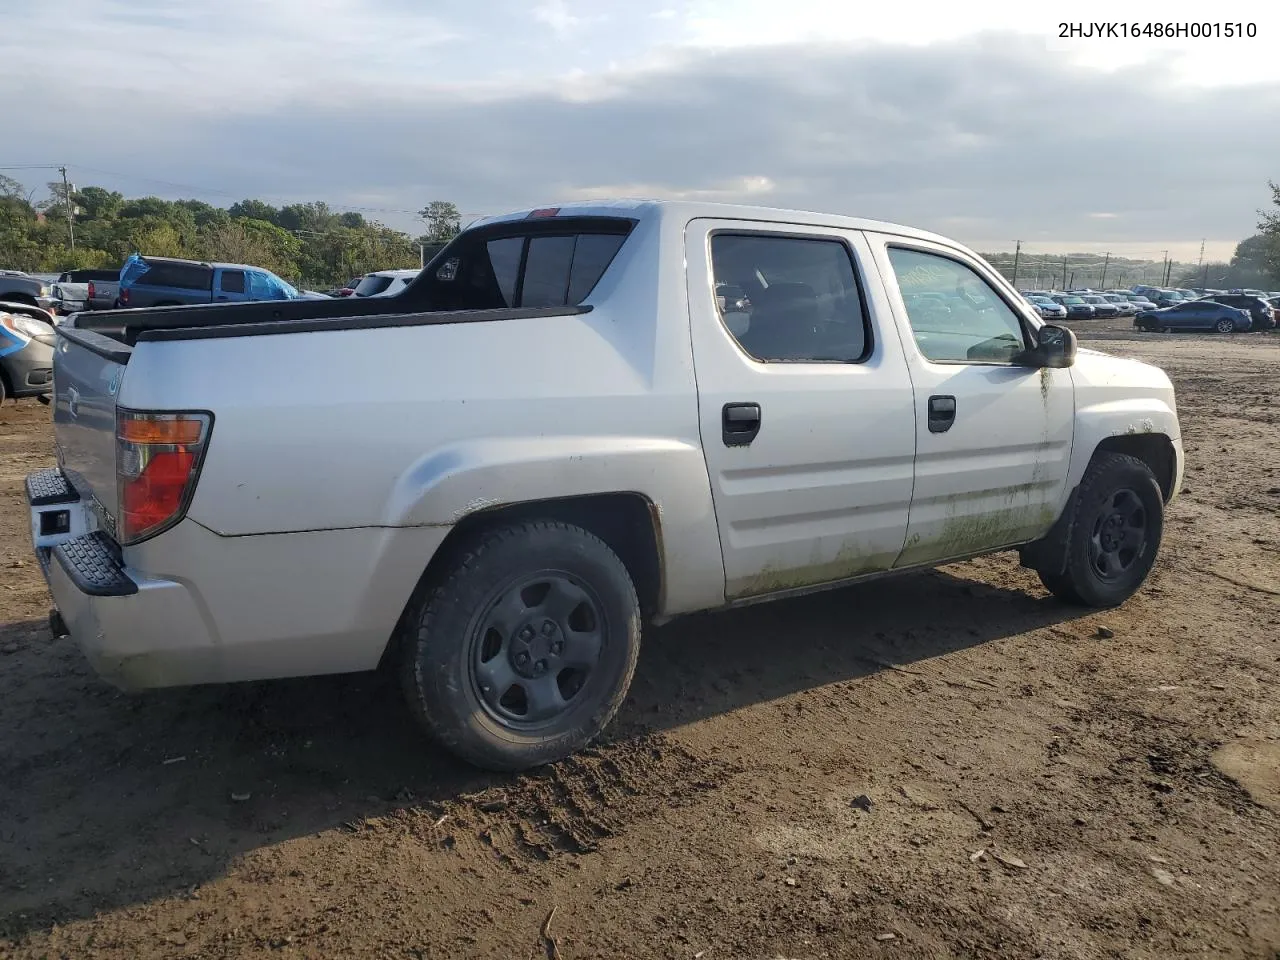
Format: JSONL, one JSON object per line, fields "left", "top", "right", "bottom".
{"left": 26, "top": 201, "right": 1183, "bottom": 771}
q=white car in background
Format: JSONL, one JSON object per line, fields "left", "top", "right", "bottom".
{"left": 353, "top": 269, "right": 420, "bottom": 297}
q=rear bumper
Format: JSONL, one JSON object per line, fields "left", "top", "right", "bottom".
{"left": 27, "top": 467, "right": 448, "bottom": 691}
{"left": 27, "top": 469, "right": 216, "bottom": 690}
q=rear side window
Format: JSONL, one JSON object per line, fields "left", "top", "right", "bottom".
{"left": 424, "top": 223, "right": 631, "bottom": 311}
{"left": 709, "top": 233, "right": 869, "bottom": 363}
{"left": 219, "top": 270, "right": 246, "bottom": 294}
{"left": 355, "top": 274, "right": 396, "bottom": 297}
{"left": 137, "top": 261, "right": 212, "bottom": 290}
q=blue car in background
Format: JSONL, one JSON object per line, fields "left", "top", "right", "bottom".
{"left": 0, "top": 302, "right": 56, "bottom": 404}
{"left": 117, "top": 254, "right": 321, "bottom": 309}
{"left": 1134, "top": 300, "right": 1252, "bottom": 333}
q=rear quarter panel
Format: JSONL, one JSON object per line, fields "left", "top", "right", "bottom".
{"left": 120, "top": 212, "right": 726, "bottom": 615}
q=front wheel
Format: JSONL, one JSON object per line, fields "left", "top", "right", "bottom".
{"left": 1038, "top": 453, "right": 1164, "bottom": 608}
{"left": 398, "top": 520, "right": 641, "bottom": 771}
{"left": 1215, "top": 318, "right": 1236, "bottom": 333}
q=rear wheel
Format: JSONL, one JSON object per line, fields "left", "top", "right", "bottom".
{"left": 1038, "top": 453, "right": 1164, "bottom": 608}
{"left": 1215, "top": 317, "right": 1236, "bottom": 333}
{"left": 398, "top": 520, "right": 641, "bottom": 771}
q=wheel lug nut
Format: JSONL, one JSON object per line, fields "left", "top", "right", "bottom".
{"left": 519, "top": 626, "right": 534, "bottom": 641}
{"left": 515, "top": 652, "right": 529, "bottom": 666}
{"left": 551, "top": 641, "right": 563, "bottom": 655}
{"left": 534, "top": 660, "right": 547, "bottom": 675}
{"left": 542, "top": 621, "right": 555, "bottom": 636}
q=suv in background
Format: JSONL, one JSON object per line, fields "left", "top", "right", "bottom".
{"left": 1210, "top": 293, "right": 1276, "bottom": 331}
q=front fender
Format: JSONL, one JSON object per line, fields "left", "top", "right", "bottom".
{"left": 386, "top": 435, "right": 726, "bottom": 615}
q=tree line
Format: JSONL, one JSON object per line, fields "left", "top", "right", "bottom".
{"left": 4, "top": 172, "right": 1280, "bottom": 291}
{"left": 0, "top": 175, "right": 462, "bottom": 289}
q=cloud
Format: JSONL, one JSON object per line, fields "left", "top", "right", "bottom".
{"left": 532, "top": 0, "right": 580, "bottom": 34}
{"left": 3, "top": 20, "right": 1277, "bottom": 255}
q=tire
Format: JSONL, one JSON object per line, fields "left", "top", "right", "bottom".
{"left": 0, "top": 372, "right": 7, "bottom": 405}
{"left": 399, "top": 520, "right": 641, "bottom": 771}
{"left": 1038, "top": 452, "right": 1164, "bottom": 608}
{"left": 1215, "top": 318, "right": 1235, "bottom": 333}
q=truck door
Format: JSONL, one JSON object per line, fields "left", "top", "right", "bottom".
{"left": 863, "top": 234, "right": 1075, "bottom": 567}
{"left": 686, "top": 218, "right": 917, "bottom": 600}
{"left": 214, "top": 269, "right": 249, "bottom": 302}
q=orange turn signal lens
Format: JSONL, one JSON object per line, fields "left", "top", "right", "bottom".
{"left": 117, "top": 416, "right": 205, "bottom": 445}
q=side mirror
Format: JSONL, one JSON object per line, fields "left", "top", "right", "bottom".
{"left": 1019, "top": 323, "right": 1077, "bottom": 368}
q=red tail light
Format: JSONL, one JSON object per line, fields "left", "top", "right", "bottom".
{"left": 116, "top": 410, "right": 212, "bottom": 544}
{"left": 120, "top": 288, "right": 130, "bottom": 306}
{"left": 88, "top": 280, "right": 96, "bottom": 300}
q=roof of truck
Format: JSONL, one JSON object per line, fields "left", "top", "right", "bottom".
{"left": 142, "top": 255, "right": 270, "bottom": 272}
{"left": 467, "top": 199, "right": 958, "bottom": 247}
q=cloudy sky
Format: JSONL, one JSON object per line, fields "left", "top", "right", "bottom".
{"left": 2, "top": 0, "right": 1278, "bottom": 260}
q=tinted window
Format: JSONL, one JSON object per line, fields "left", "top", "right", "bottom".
{"left": 354, "top": 274, "right": 395, "bottom": 296}
{"left": 487, "top": 237, "right": 523, "bottom": 306}
{"left": 137, "top": 261, "right": 212, "bottom": 290}
{"left": 567, "top": 234, "right": 626, "bottom": 302}
{"left": 709, "top": 233, "right": 868, "bottom": 363}
{"left": 887, "top": 247, "right": 1027, "bottom": 364}
{"left": 520, "top": 236, "right": 576, "bottom": 307}
{"left": 219, "top": 270, "right": 246, "bottom": 294}
{"left": 421, "top": 221, "right": 632, "bottom": 311}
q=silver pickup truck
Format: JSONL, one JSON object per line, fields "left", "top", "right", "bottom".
{"left": 26, "top": 200, "right": 1183, "bottom": 771}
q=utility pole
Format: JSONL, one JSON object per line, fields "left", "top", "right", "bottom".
{"left": 1161, "top": 250, "right": 1169, "bottom": 286}
{"left": 59, "top": 165, "right": 75, "bottom": 251}
{"left": 1011, "top": 240, "right": 1022, "bottom": 289}
{"left": 1100, "top": 252, "right": 1110, "bottom": 290}
{"left": 1069, "top": 270, "right": 1076, "bottom": 289}
{"left": 1061, "top": 255, "right": 1068, "bottom": 291}
{"left": 1198, "top": 238, "right": 1207, "bottom": 287}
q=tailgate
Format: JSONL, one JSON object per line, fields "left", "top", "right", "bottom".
{"left": 52, "top": 326, "right": 131, "bottom": 533}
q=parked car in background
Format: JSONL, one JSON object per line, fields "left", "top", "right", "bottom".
{"left": 48, "top": 282, "right": 89, "bottom": 317}
{"left": 1209, "top": 293, "right": 1276, "bottom": 330}
{"left": 335, "top": 277, "right": 363, "bottom": 297}
{"left": 0, "top": 301, "right": 56, "bottom": 403}
{"left": 27, "top": 198, "right": 1184, "bottom": 771}
{"left": 0, "top": 271, "right": 57, "bottom": 312}
{"left": 1100, "top": 294, "right": 1137, "bottom": 316}
{"left": 57, "top": 269, "right": 121, "bottom": 310}
{"left": 1152, "top": 290, "right": 1185, "bottom": 307}
{"left": 1050, "top": 294, "right": 1095, "bottom": 318}
{"left": 1079, "top": 294, "right": 1119, "bottom": 318}
{"left": 1026, "top": 295, "right": 1068, "bottom": 320}
{"left": 117, "top": 255, "right": 313, "bottom": 309}
{"left": 352, "top": 269, "right": 420, "bottom": 297}
{"left": 1135, "top": 300, "right": 1251, "bottom": 333}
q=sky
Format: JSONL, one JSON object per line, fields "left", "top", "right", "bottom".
{"left": 1, "top": 0, "right": 1278, "bottom": 261}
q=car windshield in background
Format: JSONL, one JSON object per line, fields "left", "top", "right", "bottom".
{"left": 1062, "top": 296, "right": 1084, "bottom": 304}
{"left": 354, "top": 275, "right": 396, "bottom": 296}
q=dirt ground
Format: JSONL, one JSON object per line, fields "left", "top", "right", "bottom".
{"left": 2, "top": 320, "right": 1278, "bottom": 960}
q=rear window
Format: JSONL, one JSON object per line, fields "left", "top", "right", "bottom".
{"left": 355, "top": 275, "right": 396, "bottom": 296}
{"left": 420, "top": 220, "right": 631, "bottom": 311}
{"left": 136, "top": 260, "right": 212, "bottom": 290}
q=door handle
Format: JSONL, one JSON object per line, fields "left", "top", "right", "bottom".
{"left": 927, "top": 395, "right": 956, "bottom": 433}
{"left": 722, "top": 402, "right": 761, "bottom": 446}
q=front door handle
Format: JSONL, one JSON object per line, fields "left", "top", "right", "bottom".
{"left": 722, "top": 402, "right": 761, "bottom": 446}
{"left": 927, "top": 395, "right": 956, "bottom": 433}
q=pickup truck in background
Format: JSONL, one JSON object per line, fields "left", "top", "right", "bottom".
{"left": 57, "top": 269, "right": 121, "bottom": 310}
{"left": 26, "top": 200, "right": 1184, "bottom": 771}
{"left": 0, "top": 271, "right": 58, "bottom": 312}
{"left": 117, "top": 255, "right": 315, "bottom": 308}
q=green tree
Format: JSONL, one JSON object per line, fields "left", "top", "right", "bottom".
{"left": 74, "top": 186, "right": 124, "bottom": 222}
{"left": 418, "top": 200, "right": 461, "bottom": 243}
{"left": 228, "top": 199, "right": 279, "bottom": 223}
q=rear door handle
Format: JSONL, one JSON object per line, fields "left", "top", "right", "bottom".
{"left": 927, "top": 395, "right": 956, "bottom": 433}
{"left": 722, "top": 402, "right": 761, "bottom": 446}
